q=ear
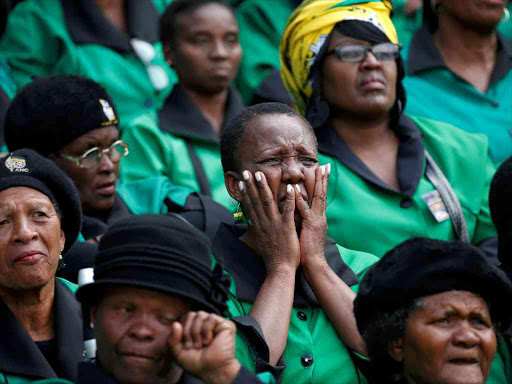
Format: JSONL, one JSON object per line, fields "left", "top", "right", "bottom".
{"left": 388, "top": 337, "right": 405, "bottom": 362}
{"left": 225, "top": 171, "right": 242, "bottom": 202}
{"left": 163, "top": 43, "right": 176, "bottom": 67}
{"left": 59, "top": 230, "right": 66, "bottom": 254}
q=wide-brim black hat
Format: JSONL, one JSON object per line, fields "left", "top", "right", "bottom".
{"left": 354, "top": 237, "right": 512, "bottom": 333}
{"left": 76, "top": 214, "right": 229, "bottom": 314}
{"left": 0, "top": 149, "right": 82, "bottom": 253}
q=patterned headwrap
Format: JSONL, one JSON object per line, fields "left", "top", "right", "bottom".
{"left": 280, "top": 0, "right": 398, "bottom": 115}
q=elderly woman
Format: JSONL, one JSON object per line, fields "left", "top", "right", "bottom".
{"left": 216, "top": 102, "right": 378, "bottom": 383}
{"left": 72, "top": 214, "right": 278, "bottom": 384}
{"left": 280, "top": 0, "right": 497, "bottom": 259}
{"left": 0, "top": 0, "right": 174, "bottom": 131}
{"left": 121, "top": 0, "right": 244, "bottom": 212}
{"left": 0, "top": 149, "right": 87, "bottom": 383}
{"left": 354, "top": 237, "right": 512, "bottom": 384}
{"left": 404, "top": 0, "right": 512, "bottom": 166}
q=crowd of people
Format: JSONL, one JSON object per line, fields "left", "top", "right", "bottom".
{"left": 0, "top": 0, "right": 511, "bottom": 384}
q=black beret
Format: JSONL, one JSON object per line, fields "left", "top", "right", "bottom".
{"left": 76, "top": 214, "right": 230, "bottom": 314}
{"left": 5, "top": 74, "right": 119, "bottom": 156}
{"left": 354, "top": 237, "right": 512, "bottom": 334}
{"left": 0, "top": 149, "right": 82, "bottom": 253}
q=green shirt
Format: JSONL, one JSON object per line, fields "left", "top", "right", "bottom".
{"left": 120, "top": 85, "right": 244, "bottom": 213}
{"left": 403, "top": 26, "right": 512, "bottom": 167}
{"left": 213, "top": 223, "right": 378, "bottom": 384}
{"left": 0, "top": 0, "right": 176, "bottom": 131}
{"left": 318, "top": 115, "right": 496, "bottom": 259}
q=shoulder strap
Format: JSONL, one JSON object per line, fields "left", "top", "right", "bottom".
{"left": 185, "top": 141, "right": 212, "bottom": 197}
{"left": 424, "top": 150, "right": 470, "bottom": 243}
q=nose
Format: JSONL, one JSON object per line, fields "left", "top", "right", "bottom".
{"left": 13, "top": 216, "right": 38, "bottom": 244}
{"left": 452, "top": 322, "right": 480, "bottom": 348}
{"left": 360, "top": 51, "right": 382, "bottom": 69}
{"left": 281, "top": 158, "right": 305, "bottom": 185}
{"left": 210, "top": 40, "right": 229, "bottom": 59}
{"left": 97, "top": 151, "right": 115, "bottom": 173}
{"left": 128, "top": 315, "right": 155, "bottom": 341}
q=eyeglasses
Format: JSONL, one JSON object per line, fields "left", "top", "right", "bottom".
{"left": 61, "top": 140, "right": 129, "bottom": 169}
{"left": 326, "top": 43, "right": 402, "bottom": 63}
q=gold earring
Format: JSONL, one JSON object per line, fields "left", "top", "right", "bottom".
{"left": 234, "top": 202, "right": 243, "bottom": 224}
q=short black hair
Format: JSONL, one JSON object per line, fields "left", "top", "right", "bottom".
{"left": 220, "top": 102, "right": 316, "bottom": 173}
{"left": 490, "top": 156, "right": 512, "bottom": 277}
{"left": 160, "top": 0, "right": 234, "bottom": 48}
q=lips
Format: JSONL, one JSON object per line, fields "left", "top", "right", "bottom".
{"left": 95, "top": 181, "right": 116, "bottom": 196}
{"left": 359, "top": 76, "right": 385, "bottom": 90}
{"left": 13, "top": 250, "right": 44, "bottom": 264}
{"left": 448, "top": 358, "right": 479, "bottom": 365}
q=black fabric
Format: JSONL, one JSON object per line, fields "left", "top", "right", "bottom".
{"left": 317, "top": 114, "right": 424, "bottom": 197}
{"left": 61, "top": 0, "right": 160, "bottom": 53}
{"left": 35, "top": 339, "right": 59, "bottom": 377}
{"left": 251, "top": 68, "right": 293, "bottom": 106}
{"left": 334, "top": 20, "right": 390, "bottom": 44}
{"left": 354, "top": 237, "right": 512, "bottom": 335}
{"left": 166, "top": 192, "right": 235, "bottom": 242}
{"left": 0, "top": 279, "right": 86, "bottom": 381}
{"left": 407, "top": 25, "right": 512, "bottom": 84}
{"left": 76, "top": 214, "right": 231, "bottom": 315}
{"left": 57, "top": 242, "right": 98, "bottom": 284}
{"left": 5, "top": 75, "right": 118, "bottom": 157}
{"left": 0, "top": 149, "right": 82, "bottom": 252}
{"left": 212, "top": 223, "right": 359, "bottom": 306}
{"left": 186, "top": 141, "right": 212, "bottom": 196}
{"left": 0, "top": 87, "right": 9, "bottom": 149}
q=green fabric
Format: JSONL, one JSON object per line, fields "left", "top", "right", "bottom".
{"left": 0, "top": 56, "right": 16, "bottom": 98}
{"left": 0, "top": 0, "right": 176, "bottom": 131}
{"left": 320, "top": 115, "right": 496, "bottom": 258}
{"left": 116, "top": 176, "right": 192, "bottom": 214}
{"left": 498, "top": 4, "right": 512, "bottom": 40}
{"left": 228, "top": 246, "right": 378, "bottom": 384}
{"left": 234, "top": 0, "right": 296, "bottom": 104}
{"left": 56, "top": 277, "right": 78, "bottom": 295}
{"left": 391, "top": 0, "right": 422, "bottom": 47}
{"left": 120, "top": 112, "right": 238, "bottom": 213}
{"left": 402, "top": 32, "right": 512, "bottom": 167}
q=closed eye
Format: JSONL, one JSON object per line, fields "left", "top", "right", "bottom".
{"left": 258, "top": 158, "right": 280, "bottom": 165}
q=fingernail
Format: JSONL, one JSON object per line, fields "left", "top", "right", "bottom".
{"left": 295, "top": 184, "right": 301, "bottom": 193}
{"left": 287, "top": 184, "right": 292, "bottom": 193}
{"left": 255, "top": 172, "right": 262, "bottom": 182}
{"left": 321, "top": 166, "right": 326, "bottom": 176}
{"left": 328, "top": 163, "right": 332, "bottom": 174}
{"left": 185, "top": 341, "right": 193, "bottom": 349}
{"left": 239, "top": 181, "right": 244, "bottom": 191}
{"left": 243, "top": 170, "right": 249, "bottom": 180}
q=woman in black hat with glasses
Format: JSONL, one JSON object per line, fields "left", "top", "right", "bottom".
{"left": 0, "top": 149, "right": 89, "bottom": 383}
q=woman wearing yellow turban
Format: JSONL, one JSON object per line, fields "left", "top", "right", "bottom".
{"left": 280, "top": 0, "right": 498, "bottom": 261}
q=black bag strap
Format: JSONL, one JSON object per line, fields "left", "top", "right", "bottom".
{"left": 424, "top": 150, "right": 470, "bottom": 243}
{"left": 186, "top": 141, "right": 212, "bottom": 197}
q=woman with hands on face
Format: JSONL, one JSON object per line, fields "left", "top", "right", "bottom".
{"left": 73, "top": 214, "right": 276, "bottom": 384}
{"left": 216, "top": 103, "right": 378, "bottom": 384}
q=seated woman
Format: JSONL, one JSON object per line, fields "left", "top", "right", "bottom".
{"left": 403, "top": 0, "right": 512, "bottom": 166}
{"left": 74, "top": 214, "right": 278, "bottom": 384}
{"left": 0, "top": 149, "right": 88, "bottom": 382}
{"left": 5, "top": 75, "right": 233, "bottom": 281}
{"left": 354, "top": 237, "right": 512, "bottom": 384}
{"left": 121, "top": 0, "right": 244, "bottom": 212}
{"left": 0, "top": 0, "right": 174, "bottom": 131}
{"left": 280, "top": 0, "right": 497, "bottom": 259}
{"left": 216, "top": 102, "right": 378, "bottom": 383}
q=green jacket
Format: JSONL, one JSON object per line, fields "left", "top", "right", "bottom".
{"left": 213, "top": 223, "right": 378, "bottom": 384}
{"left": 318, "top": 115, "right": 496, "bottom": 259}
{"left": 403, "top": 26, "right": 512, "bottom": 166}
{"left": 120, "top": 85, "right": 244, "bottom": 213}
{"left": 0, "top": 0, "right": 176, "bottom": 130}
{"left": 0, "top": 278, "right": 87, "bottom": 384}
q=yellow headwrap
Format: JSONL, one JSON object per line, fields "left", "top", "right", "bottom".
{"left": 280, "top": 0, "right": 398, "bottom": 115}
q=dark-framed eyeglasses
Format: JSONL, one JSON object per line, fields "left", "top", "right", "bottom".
{"left": 326, "top": 42, "right": 402, "bottom": 63}
{"left": 60, "top": 140, "right": 129, "bottom": 169}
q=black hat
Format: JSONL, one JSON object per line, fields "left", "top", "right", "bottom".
{"left": 354, "top": 237, "right": 512, "bottom": 334}
{"left": 5, "top": 74, "right": 119, "bottom": 156}
{"left": 76, "top": 214, "right": 230, "bottom": 314}
{"left": 0, "top": 149, "right": 82, "bottom": 253}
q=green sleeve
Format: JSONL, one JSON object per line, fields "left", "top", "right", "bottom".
{"left": 116, "top": 177, "right": 192, "bottom": 215}
{"left": 120, "top": 112, "right": 174, "bottom": 182}
{"left": 235, "top": 0, "right": 295, "bottom": 103}
{"left": 488, "top": 336, "right": 512, "bottom": 384}
{"left": 0, "top": 1, "right": 71, "bottom": 89}
{"left": 472, "top": 155, "right": 498, "bottom": 245}
{"left": 56, "top": 277, "right": 78, "bottom": 295}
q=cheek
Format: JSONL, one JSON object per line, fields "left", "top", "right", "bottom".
{"left": 403, "top": 327, "right": 448, "bottom": 378}
{"left": 481, "top": 330, "right": 497, "bottom": 364}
